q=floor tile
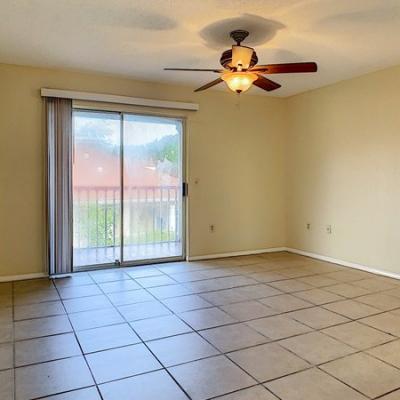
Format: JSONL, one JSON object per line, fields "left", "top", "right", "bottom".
{"left": 378, "top": 390, "right": 400, "bottom": 400}
{"left": 135, "top": 275, "right": 177, "bottom": 288}
{"left": 298, "top": 275, "right": 339, "bottom": 288}
{"left": 287, "top": 307, "right": 350, "bottom": 329}
{"left": 76, "top": 323, "right": 141, "bottom": 353}
{"left": 53, "top": 274, "right": 94, "bottom": 288}
{"left": 14, "top": 315, "right": 72, "bottom": 340}
{"left": 0, "top": 283, "right": 12, "bottom": 296}
{"left": 199, "top": 323, "right": 268, "bottom": 352}
{"left": 86, "top": 343, "right": 161, "bottom": 384}
{"left": 265, "top": 367, "right": 367, "bottom": 400}
{"left": 236, "top": 284, "right": 282, "bottom": 299}
{"left": 185, "top": 276, "right": 257, "bottom": 293}
{"left": 118, "top": 300, "right": 171, "bottom": 321}
{"left": 216, "top": 385, "right": 279, "bottom": 400}
{"left": 384, "top": 287, "right": 400, "bottom": 298}
{"left": 125, "top": 267, "right": 163, "bottom": 279}
{"left": 249, "top": 272, "right": 286, "bottom": 283}
{"left": 14, "top": 279, "right": 55, "bottom": 293}
{"left": 279, "top": 331, "right": 355, "bottom": 364}
{"left": 221, "top": 301, "right": 277, "bottom": 321}
{"left": 179, "top": 307, "right": 237, "bottom": 330}
{"left": 131, "top": 314, "right": 192, "bottom": 341}
{"left": 147, "top": 284, "right": 193, "bottom": 299}
{"left": 39, "top": 387, "right": 101, "bottom": 399}
{"left": 58, "top": 284, "right": 102, "bottom": 300}
{"left": 322, "top": 321, "right": 393, "bottom": 350}
{"left": 14, "top": 288, "right": 60, "bottom": 305}
{"left": 0, "top": 369, "right": 14, "bottom": 400}
{"left": 352, "top": 277, "right": 398, "bottom": 292}
{"left": 0, "top": 343, "right": 13, "bottom": 370}
{"left": 228, "top": 343, "right": 309, "bottom": 382}
{"left": 147, "top": 332, "right": 219, "bottom": 366}
{"left": 15, "top": 356, "right": 94, "bottom": 400}
{"left": 90, "top": 271, "right": 130, "bottom": 283}
{"left": 293, "top": 288, "right": 343, "bottom": 305}
{"left": 367, "top": 339, "right": 400, "bottom": 368}
{"left": 98, "top": 279, "right": 141, "bottom": 293}
{"left": 14, "top": 301, "right": 65, "bottom": 321}
{"left": 99, "top": 370, "right": 188, "bottom": 400}
{"left": 268, "top": 279, "right": 313, "bottom": 293}
{"left": 0, "top": 295, "right": 12, "bottom": 308}
{"left": 162, "top": 294, "right": 212, "bottom": 313}
{"left": 324, "top": 270, "right": 369, "bottom": 282}
{"left": 0, "top": 323, "right": 13, "bottom": 343}
{"left": 360, "top": 312, "right": 400, "bottom": 336}
{"left": 247, "top": 315, "right": 312, "bottom": 340}
{"left": 356, "top": 293, "right": 400, "bottom": 311}
{"left": 107, "top": 288, "right": 154, "bottom": 306}
{"left": 69, "top": 308, "right": 123, "bottom": 331}
{"left": 170, "top": 270, "right": 208, "bottom": 283}
{"left": 0, "top": 307, "right": 12, "bottom": 323}
{"left": 324, "top": 283, "right": 370, "bottom": 298}
{"left": 15, "top": 332, "right": 81, "bottom": 366}
{"left": 278, "top": 268, "right": 312, "bottom": 279}
{"left": 259, "top": 294, "right": 313, "bottom": 312}
{"left": 321, "top": 352, "right": 400, "bottom": 398}
{"left": 169, "top": 355, "right": 256, "bottom": 400}
{"left": 322, "top": 299, "right": 381, "bottom": 319}
{"left": 199, "top": 289, "right": 249, "bottom": 306}
{"left": 63, "top": 294, "right": 113, "bottom": 313}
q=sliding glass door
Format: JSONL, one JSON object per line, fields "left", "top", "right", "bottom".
{"left": 72, "top": 110, "right": 185, "bottom": 270}
{"left": 122, "top": 115, "right": 184, "bottom": 264}
{"left": 72, "top": 111, "right": 121, "bottom": 268}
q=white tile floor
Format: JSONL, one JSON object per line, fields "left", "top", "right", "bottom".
{"left": 2, "top": 252, "right": 400, "bottom": 399}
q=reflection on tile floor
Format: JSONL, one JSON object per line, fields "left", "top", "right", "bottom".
{"left": 2, "top": 251, "right": 400, "bottom": 399}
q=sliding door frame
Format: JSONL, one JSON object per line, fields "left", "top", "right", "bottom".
{"left": 72, "top": 107, "right": 187, "bottom": 271}
{"left": 120, "top": 111, "right": 187, "bottom": 267}
{"left": 72, "top": 108, "right": 122, "bottom": 272}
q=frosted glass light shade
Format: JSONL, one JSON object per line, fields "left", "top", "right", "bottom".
{"left": 221, "top": 72, "right": 258, "bottom": 94}
{"left": 232, "top": 45, "right": 254, "bottom": 70}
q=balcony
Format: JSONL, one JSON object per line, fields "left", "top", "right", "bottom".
{"left": 73, "top": 185, "right": 183, "bottom": 268}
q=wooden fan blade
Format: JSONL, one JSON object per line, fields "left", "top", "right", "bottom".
{"left": 164, "top": 68, "right": 222, "bottom": 73}
{"left": 194, "top": 78, "right": 223, "bottom": 92}
{"left": 253, "top": 76, "right": 281, "bottom": 92}
{"left": 251, "top": 62, "right": 317, "bottom": 74}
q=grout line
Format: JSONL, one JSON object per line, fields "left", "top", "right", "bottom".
{"left": 94, "top": 280, "right": 194, "bottom": 400}
{"left": 6, "top": 255, "right": 400, "bottom": 400}
{"left": 52, "top": 282, "right": 104, "bottom": 400}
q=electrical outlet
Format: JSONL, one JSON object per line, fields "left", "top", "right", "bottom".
{"left": 326, "top": 224, "right": 332, "bottom": 234}
{"left": 306, "top": 223, "right": 311, "bottom": 230}
{"left": 209, "top": 224, "right": 215, "bottom": 233}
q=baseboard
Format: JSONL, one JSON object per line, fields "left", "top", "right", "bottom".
{"left": 187, "top": 247, "right": 287, "bottom": 261}
{"left": 286, "top": 247, "right": 400, "bottom": 281}
{"left": 2, "top": 248, "right": 399, "bottom": 282}
{"left": 0, "top": 272, "right": 48, "bottom": 283}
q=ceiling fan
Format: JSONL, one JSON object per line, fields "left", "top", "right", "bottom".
{"left": 164, "top": 30, "right": 317, "bottom": 94}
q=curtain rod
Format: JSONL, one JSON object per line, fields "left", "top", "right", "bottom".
{"left": 41, "top": 88, "right": 199, "bottom": 111}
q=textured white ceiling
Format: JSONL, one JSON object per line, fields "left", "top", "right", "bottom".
{"left": 1, "top": 0, "right": 400, "bottom": 96}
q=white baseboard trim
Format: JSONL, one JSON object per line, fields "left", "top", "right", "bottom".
{"left": 2, "top": 248, "right": 399, "bottom": 282}
{"left": 286, "top": 247, "right": 400, "bottom": 281}
{"left": 0, "top": 272, "right": 48, "bottom": 283}
{"left": 187, "top": 247, "right": 287, "bottom": 261}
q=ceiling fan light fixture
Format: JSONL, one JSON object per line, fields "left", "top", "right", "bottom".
{"left": 221, "top": 71, "right": 258, "bottom": 94}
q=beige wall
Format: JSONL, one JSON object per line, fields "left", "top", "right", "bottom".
{"left": 286, "top": 66, "right": 400, "bottom": 275}
{"left": 0, "top": 63, "right": 287, "bottom": 277}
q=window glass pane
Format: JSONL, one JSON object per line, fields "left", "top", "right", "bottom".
{"left": 72, "top": 111, "right": 121, "bottom": 267}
